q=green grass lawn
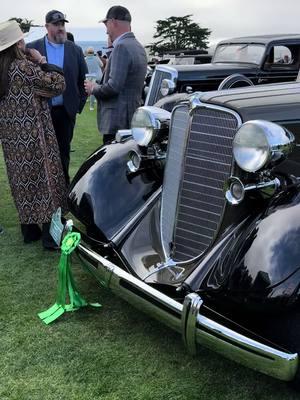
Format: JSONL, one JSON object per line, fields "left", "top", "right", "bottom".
{"left": 0, "top": 106, "right": 298, "bottom": 400}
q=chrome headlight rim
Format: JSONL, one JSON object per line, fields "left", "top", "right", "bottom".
{"left": 131, "top": 108, "right": 158, "bottom": 147}
{"left": 127, "top": 150, "right": 142, "bottom": 173}
{"left": 131, "top": 106, "right": 171, "bottom": 147}
{"left": 233, "top": 120, "right": 295, "bottom": 173}
{"left": 160, "top": 79, "right": 176, "bottom": 97}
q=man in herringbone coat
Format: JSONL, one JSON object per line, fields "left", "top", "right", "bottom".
{"left": 84, "top": 6, "right": 147, "bottom": 144}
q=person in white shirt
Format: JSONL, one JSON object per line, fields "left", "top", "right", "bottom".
{"left": 85, "top": 47, "right": 103, "bottom": 110}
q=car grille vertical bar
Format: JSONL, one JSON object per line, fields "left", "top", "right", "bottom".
{"left": 160, "top": 105, "right": 190, "bottom": 258}
{"left": 146, "top": 69, "right": 172, "bottom": 106}
{"left": 161, "top": 105, "right": 240, "bottom": 262}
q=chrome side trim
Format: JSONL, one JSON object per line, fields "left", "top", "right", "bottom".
{"left": 196, "top": 312, "right": 298, "bottom": 382}
{"left": 77, "top": 243, "right": 298, "bottom": 382}
{"left": 160, "top": 104, "right": 191, "bottom": 260}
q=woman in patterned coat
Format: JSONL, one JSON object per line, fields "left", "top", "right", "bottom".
{"left": 0, "top": 20, "right": 67, "bottom": 249}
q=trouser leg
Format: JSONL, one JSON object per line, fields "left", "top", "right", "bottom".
{"left": 102, "top": 134, "right": 116, "bottom": 145}
{"left": 42, "top": 222, "right": 58, "bottom": 250}
{"left": 51, "top": 106, "right": 75, "bottom": 185}
{"left": 21, "top": 224, "right": 42, "bottom": 243}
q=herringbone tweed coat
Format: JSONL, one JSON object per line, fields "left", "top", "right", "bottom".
{"left": 93, "top": 32, "right": 147, "bottom": 136}
{"left": 0, "top": 58, "right": 67, "bottom": 224}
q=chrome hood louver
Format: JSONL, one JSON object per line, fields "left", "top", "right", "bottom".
{"left": 161, "top": 97, "right": 242, "bottom": 262}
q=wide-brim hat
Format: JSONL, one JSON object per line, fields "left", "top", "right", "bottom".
{"left": 0, "top": 20, "right": 25, "bottom": 52}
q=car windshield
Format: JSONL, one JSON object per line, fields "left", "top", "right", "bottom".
{"left": 213, "top": 43, "right": 266, "bottom": 65}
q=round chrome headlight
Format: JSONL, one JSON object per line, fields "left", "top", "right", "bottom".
{"left": 127, "top": 150, "right": 141, "bottom": 173}
{"left": 131, "top": 108, "right": 157, "bottom": 146}
{"left": 160, "top": 79, "right": 176, "bottom": 97}
{"left": 233, "top": 120, "right": 295, "bottom": 172}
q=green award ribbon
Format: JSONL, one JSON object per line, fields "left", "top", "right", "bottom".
{"left": 38, "top": 232, "right": 101, "bottom": 324}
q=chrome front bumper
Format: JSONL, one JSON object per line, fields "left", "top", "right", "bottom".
{"left": 77, "top": 243, "right": 298, "bottom": 382}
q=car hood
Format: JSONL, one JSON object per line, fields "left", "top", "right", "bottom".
{"left": 198, "top": 81, "right": 300, "bottom": 122}
{"left": 163, "top": 63, "right": 259, "bottom": 80}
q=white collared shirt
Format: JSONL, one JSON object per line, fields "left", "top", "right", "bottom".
{"left": 112, "top": 32, "right": 129, "bottom": 48}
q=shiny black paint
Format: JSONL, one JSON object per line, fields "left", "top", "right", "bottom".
{"left": 68, "top": 140, "right": 161, "bottom": 241}
{"left": 173, "top": 64, "right": 259, "bottom": 93}
{"left": 68, "top": 82, "right": 300, "bottom": 317}
{"left": 193, "top": 190, "right": 300, "bottom": 313}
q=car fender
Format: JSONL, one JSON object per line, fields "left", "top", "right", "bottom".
{"left": 206, "top": 191, "right": 300, "bottom": 312}
{"left": 68, "top": 140, "right": 161, "bottom": 241}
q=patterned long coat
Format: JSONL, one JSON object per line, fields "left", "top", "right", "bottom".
{"left": 0, "top": 59, "right": 67, "bottom": 224}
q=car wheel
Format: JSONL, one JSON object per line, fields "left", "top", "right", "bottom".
{"left": 218, "top": 74, "right": 254, "bottom": 90}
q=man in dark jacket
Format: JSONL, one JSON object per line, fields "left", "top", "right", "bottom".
{"left": 27, "top": 10, "right": 88, "bottom": 184}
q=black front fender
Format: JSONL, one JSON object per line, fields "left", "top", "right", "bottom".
{"left": 206, "top": 191, "right": 300, "bottom": 312}
{"left": 68, "top": 140, "right": 161, "bottom": 241}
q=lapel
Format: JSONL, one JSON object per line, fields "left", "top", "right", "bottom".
{"left": 62, "top": 39, "right": 68, "bottom": 69}
{"left": 102, "top": 32, "right": 135, "bottom": 82}
{"left": 104, "top": 56, "right": 112, "bottom": 82}
{"left": 42, "top": 36, "right": 47, "bottom": 59}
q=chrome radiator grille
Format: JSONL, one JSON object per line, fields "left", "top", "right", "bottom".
{"left": 146, "top": 69, "right": 172, "bottom": 106}
{"left": 161, "top": 105, "right": 240, "bottom": 262}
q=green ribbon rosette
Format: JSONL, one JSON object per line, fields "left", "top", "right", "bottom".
{"left": 38, "top": 232, "right": 101, "bottom": 324}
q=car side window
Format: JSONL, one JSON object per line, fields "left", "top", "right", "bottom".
{"left": 273, "top": 46, "right": 293, "bottom": 64}
{"left": 264, "top": 45, "right": 299, "bottom": 70}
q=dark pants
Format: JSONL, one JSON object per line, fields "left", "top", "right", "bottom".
{"left": 21, "top": 224, "right": 41, "bottom": 243}
{"left": 51, "top": 106, "right": 75, "bottom": 185}
{"left": 21, "top": 223, "right": 57, "bottom": 249}
{"left": 103, "top": 134, "right": 115, "bottom": 145}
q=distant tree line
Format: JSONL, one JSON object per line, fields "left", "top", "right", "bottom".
{"left": 147, "top": 15, "right": 211, "bottom": 56}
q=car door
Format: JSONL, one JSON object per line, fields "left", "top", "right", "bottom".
{"left": 257, "top": 43, "right": 300, "bottom": 84}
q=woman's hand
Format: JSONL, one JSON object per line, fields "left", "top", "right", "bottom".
{"left": 25, "top": 48, "right": 47, "bottom": 64}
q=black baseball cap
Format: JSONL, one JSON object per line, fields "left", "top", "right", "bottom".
{"left": 99, "top": 6, "right": 131, "bottom": 23}
{"left": 46, "top": 10, "right": 69, "bottom": 24}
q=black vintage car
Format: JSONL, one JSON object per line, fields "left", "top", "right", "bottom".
{"left": 67, "top": 81, "right": 300, "bottom": 387}
{"left": 145, "top": 34, "right": 300, "bottom": 108}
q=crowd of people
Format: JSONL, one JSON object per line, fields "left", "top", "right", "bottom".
{"left": 0, "top": 5, "right": 148, "bottom": 249}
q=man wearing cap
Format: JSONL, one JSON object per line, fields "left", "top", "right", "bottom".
{"left": 27, "top": 10, "right": 88, "bottom": 184}
{"left": 84, "top": 5, "right": 147, "bottom": 144}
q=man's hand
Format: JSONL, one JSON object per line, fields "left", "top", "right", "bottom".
{"left": 84, "top": 80, "right": 97, "bottom": 95}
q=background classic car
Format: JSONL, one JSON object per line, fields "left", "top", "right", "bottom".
{"left": 145, "top": 34, "right": 300, "bottom": 109}
{"left": 68, "top": 81, "right": 300, "bottom": 388}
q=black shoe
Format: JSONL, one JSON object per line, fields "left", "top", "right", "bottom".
{"left": 21, "top": 224, "right": 42, "bottom": 244}
{"left": 43, "top": 244, "right": 60, "bottom": 251}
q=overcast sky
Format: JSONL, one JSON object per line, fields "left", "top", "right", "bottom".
{"left": 2, "top": 0, "right": 300, "bottom": 45}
